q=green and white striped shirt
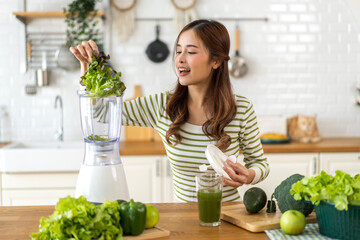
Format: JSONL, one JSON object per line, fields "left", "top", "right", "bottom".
{"left": 122, "top": 91, "right": 269, "bottom": 202}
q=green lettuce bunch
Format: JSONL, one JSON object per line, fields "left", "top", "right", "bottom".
{"left": 81, "top": 52, "right": 126, "bottom": 98}
{"left": 291, "top": 170, "right": 360, "bottom": 211}
{"left": 31, "top": 196, "right": 123, "bottom": 240}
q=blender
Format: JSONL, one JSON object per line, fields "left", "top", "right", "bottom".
{"left": 75, "top": 91, "right": 130, "bottom": 203}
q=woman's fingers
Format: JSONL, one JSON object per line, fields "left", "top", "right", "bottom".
{"left": 89, "top": 40, "right": 99, "bottom": 54}
{"left": 69, "top": 40, "right": 99, "bottom": 76}
{"left": 82, "top": 41, "right": 94, "bottom": 60}
{"left": 223, "top": 177, "right": 242, "bottom": 188}
{"left": 69, "top": 40, "right": 99, "bottom": 65}
{"left": 223, "top": 164, "right": 249, "bottom": 184}
{"left": 69, "top": 46, "right": 88, "bottom": 63}
{"left": 76, "top": 44, "right": 90, "bottom": 63}
{"left": 223, "top": 160, "right": 255, "bottom": 185}
{"left": 226, "top": 160, "right": 248, "bottom": 175}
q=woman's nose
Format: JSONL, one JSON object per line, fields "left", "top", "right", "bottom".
{"left": 177, "top": 53, "right": 185, "bottom": 63}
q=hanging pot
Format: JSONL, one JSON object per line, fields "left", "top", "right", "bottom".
{"left": 145, "top": 25, "right": 169, "bottom": 63}
{"left": 229, "top": 26, "right": 248, "bottom": 78}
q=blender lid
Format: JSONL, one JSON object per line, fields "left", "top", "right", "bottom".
{"left": 205, "top": 144, "right": 236, "bottom": 178}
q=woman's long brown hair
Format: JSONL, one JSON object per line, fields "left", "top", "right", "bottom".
{"left": 166, "top": 19, "right": 237, "bottom": 151}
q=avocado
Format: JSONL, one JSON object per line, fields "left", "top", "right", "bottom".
{"left": 243, "top": 187, "right": 267, "bottom": 214}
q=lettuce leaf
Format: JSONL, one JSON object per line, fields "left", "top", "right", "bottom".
{"left": 30, "top": 196, "right": 123, "bottom": 240}
{"left": 81, "top": 52, "right": 126, "bottom": 98}
{"left": 290, "top": 170, "right": 360, "bottom": 211}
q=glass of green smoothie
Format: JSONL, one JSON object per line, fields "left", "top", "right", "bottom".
{"left": 195, "top": 173, "right": 223, "bottom": 227}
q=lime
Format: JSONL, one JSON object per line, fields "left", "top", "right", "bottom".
{"left": 145, "top": 205, "right": 159, "bottom": 229}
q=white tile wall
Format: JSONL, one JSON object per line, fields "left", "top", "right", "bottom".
{"left": 1, "top": 0, "right": 359, "bottom": 142}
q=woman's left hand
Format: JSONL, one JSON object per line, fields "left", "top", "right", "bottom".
{"left": 222, "top": 160, "right": 255, "bottom": 188}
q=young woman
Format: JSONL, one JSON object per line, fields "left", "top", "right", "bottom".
{"left": 70, "top": 19, "right": 269, "bottom": 202}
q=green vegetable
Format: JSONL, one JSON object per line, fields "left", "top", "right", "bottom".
{"left": 266, "top": 193, "right": 276, "bottom": 213}
{"left": 120, "top": 199, "right": 146, "bottom": 236}
{"left": 291, "top": 170, "right": 360, "bottom": 211}
{"left": 30, "top": 196, "right": 123, "bottom": 240}
{"left": 87, "top": 134, "right": 110, "bottom": 141}
{"left": 274, "top": 174, "right": 314, "bottom": 217}
{"left": 81, "top": 51, "right": 126, "bottom": 98}
{"left": 243, "top": 187, "right": 267, "bottom": 214}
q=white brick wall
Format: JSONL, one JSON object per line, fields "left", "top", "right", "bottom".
{"left": 0, "top": 0, "right": 359, "bottom": 142}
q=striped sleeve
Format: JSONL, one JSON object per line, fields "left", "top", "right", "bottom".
{"left": 122, "top": 92, "right": 167, "bottom": 128}
{"left": 238, "top": 99, "right": 270, "bottom": 184}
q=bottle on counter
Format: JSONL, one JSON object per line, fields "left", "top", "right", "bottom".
{"left": 0, "top": 106, "right": 11, "bottom": 143}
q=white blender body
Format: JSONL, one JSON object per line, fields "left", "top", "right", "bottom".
{"left": 75, "top": 91, "right": 129, "bottom": 203}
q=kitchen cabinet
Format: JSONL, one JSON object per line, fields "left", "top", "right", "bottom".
{"left": 122, "top": 155, "right": 174, "bottom": 203}
{"left": 1, "top": 172, "right": 78, "bottom": 206}
{"left": 0, "top": 156, "right": 173, "bottom": 206}
{"left": 2, "top": 189, "right": 76, "bottom": 206}
{"left": 237, "top": 153, "right": 317, "bottom": 200}
{"left": 319, "top": 152, "right": 360, "bottom": 176}
{"left": 162, "top": 159, "right": 175, "bottom": 202}
{"left": 12, "top": 11, "right": 105, "bottom": 73}
{"left": 122, "top": 155, "right": 162, "bottom": 203}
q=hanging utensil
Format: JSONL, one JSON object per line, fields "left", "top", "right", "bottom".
{"left": 229, "top": 25, "right": 248, "bottom": 78}
{"left": 27, "top": 40, "right": 32, "bottom": 68}
{"left": 55, "top": 44, "right": 80, "bottom": 71}
{"left": 36, "top": 51, "right": 49, "bottom": 86}
{"left": 145, "top": 25, "right": 169, "bottom": 63}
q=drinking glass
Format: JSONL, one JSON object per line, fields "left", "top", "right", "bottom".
{"left": 195, "top": 173, "right": 223, "bottom": 227}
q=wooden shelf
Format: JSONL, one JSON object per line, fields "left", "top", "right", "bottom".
{"left": 13, "top": 11, "right": 105, "bottom": 23}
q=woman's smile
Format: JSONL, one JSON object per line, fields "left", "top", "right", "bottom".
{"left": 178, "top": 67, "right": 191, "bottom": 76}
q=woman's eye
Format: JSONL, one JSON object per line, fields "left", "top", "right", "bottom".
{"left": 176, "top": 51, "right": 181, "bottom": 55}
{"left": 188, "top": 52, "right": 197, "bottom": 54}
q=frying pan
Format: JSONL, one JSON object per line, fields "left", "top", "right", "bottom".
{"left": 229, "top": 26, "right": 248, "bottom": 78}
{"left": 146, "top": 25, "right": 169, "bottom": 63}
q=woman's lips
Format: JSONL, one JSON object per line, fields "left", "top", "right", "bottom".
{"left": 178, "top": 67, "right": 190, "bottom": 76}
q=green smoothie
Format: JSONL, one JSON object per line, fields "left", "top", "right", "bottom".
{"left": 197, "top": 189, "right": 222, "bottom": 223}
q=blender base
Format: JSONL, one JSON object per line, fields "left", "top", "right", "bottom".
{"left": 75, "top": 163, "right": 130, "bottom": 203}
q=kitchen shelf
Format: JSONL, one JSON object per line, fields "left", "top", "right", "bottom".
{"left": 13, "top": 11, "right": 106, "bottom": 73}
{"left": 13, "top": 11, "right": 105, "bottom": 24}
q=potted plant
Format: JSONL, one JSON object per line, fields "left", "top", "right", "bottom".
{"left": 291, "top": 170, "right": 360, "bottom": 240}
{"left": 63, "top": 0, "right": 102, "bottom": 47}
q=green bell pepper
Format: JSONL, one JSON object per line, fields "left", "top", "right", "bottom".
{"left": 120, "top": 199, "right": 147, "bottom": 236}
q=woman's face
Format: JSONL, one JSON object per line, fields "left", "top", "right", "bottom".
{"left": 175, "top": 29, "right": 218, "bottom": 88}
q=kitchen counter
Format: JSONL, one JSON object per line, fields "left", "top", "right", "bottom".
{"left": 119, "top": 137, "right": 360, "bottom": 155}
{"left": 0, "top": 142, "right": 10, "bottom": 149}
{"left": 0, "top": 202, "right": 268, "bottom": 240}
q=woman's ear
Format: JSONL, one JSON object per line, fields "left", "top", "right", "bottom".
{"left": 212, "top": 58, "right": 221, "bottom": 69}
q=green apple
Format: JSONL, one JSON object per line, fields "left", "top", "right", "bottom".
{"left": 280, "top": 210, "right": 306, "bottom": 235}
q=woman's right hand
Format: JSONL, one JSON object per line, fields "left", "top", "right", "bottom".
{"left": 69, "top": 40, "right": 99, "bottom": 76}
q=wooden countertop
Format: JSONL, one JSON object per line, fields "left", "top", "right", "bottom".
{"left": 1, "top": 138, "right": 359, "bottom": 155}
{"left": 119, "top": 138, "right": 360, "bottom": 155}
{"left": 0, "top": 203, "right": 268, "bottom": 240}
{"left": 0, "top": 142, "right": 10, "bottom": 149}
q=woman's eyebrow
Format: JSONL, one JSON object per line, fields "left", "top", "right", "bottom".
{"left": 176, "top": 44, "right": 199, "bottom": 48}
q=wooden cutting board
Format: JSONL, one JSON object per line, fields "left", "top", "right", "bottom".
{"left": 124, "top": 85, "right": 155, "bottom": 141}
{"left": 124, "top": 226, "right": 170, "bottom": 239}
{"left": 221, "top": 203, "right": 317, "bottom": 232}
